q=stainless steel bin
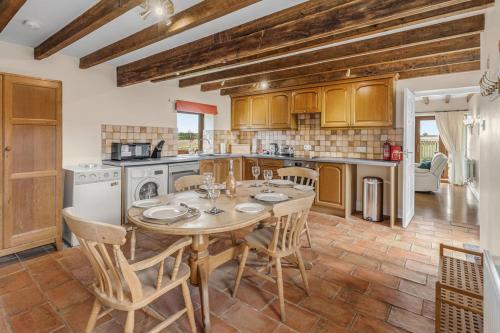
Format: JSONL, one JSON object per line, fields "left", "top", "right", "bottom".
{"left": 362, "top": 177, "right": 384, "bottom": 222}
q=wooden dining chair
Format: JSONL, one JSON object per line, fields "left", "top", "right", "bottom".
{"left": 62, "top": 208, "right": 196, "bottom": 333}
{"left": 175, "top": 175, "right": 206, "bottom": 192}
{"left": 277, "top": 167, "right": 318, "bottom": 247}
{"left": 232, "top": 196, "right": 315, "bottom": 321}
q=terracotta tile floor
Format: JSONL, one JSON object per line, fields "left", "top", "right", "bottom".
{"left": 0, "top": 211, "right": 479, "bottom": 333}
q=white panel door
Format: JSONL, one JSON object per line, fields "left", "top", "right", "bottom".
{"left": 403, "top": 88, "right": 416, "bottom": 228}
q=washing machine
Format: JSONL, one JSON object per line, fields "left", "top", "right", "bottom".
{"left": 125, "top": 164, "right": 169, "bottom": 209}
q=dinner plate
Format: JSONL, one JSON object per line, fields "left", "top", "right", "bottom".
{"left": 254, "top": 192, "right": 289, "bottom": 202}
{"left": 132, "top": 198, "right": 162, "bottom": 208}
{"left": 143, "top": 205, "right": 188, "bottom": 220}
{"left": 269, "top": 179, "right": 295, "bottom": 187}
{"left": 293, "top": 184, "right": 314, "bottom": 192}
{"left": 235, "top": 203, "right": 266, "bottom": 214}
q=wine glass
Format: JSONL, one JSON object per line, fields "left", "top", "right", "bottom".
{"left": 251, "top": 166, "right": 261, "bottom": 187}
{"left": 205, "top": 183, "right": 223, "bottom": 215}
{"left": 203, "top": 172, "right": 214, "bottom": 187}
{"left": 262, "top": 169, "right": 274, "bottom": 193}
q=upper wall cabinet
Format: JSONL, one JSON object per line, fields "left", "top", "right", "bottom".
{"left": 321, "top": 84, "right": 351, "bottom": 128}
{"left": 231, "top": 97, "right": 250, "bottom": 130}
{"left": 231, "top": 93, "right": 296, "bottom": 130}
{"left": 249, "top": 95, "right": 269, "bottom": 128}
{"left": 269, "top": 92, "right": 295, "bottom": 129}
{"left": 291, "top": 87, "right": 321, "bottom": 114}
{"left": 351, "top": 79, "right": 393, "bottom": 127}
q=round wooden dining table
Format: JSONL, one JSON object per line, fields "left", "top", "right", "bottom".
{"left": 127, "top": 180, "right": 315, "bottom": 333}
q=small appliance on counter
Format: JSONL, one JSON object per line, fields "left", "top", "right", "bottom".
{"left": 151, "top": 140, "right": 165, "bottom": 159}
{"left": 278, "top": 145, "right": 294, "bottom": 157}
{"left": 111, "top": 142, "right": 151, "bottom": 160}
{"left": 269, "top": 143, "right": 279, "bottom": 155}
{"left": 63, "top": 164, "right": 121, "bottom": 247}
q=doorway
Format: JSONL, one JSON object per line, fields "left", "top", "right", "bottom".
{"left": 415, "top": 116, "right": 448, "bottom": 181}
{"left": 403, "top": 86, "right": 479, "bottom": 228}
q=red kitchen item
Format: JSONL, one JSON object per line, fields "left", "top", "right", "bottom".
{"left": 390, "top": 145, "right": 403, "bottom": 161}
{"left": 383, "top": 140, "right": 392, "bottom": 161}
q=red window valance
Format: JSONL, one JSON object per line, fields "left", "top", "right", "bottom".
{"left": 175, "top": 100, "right": 218, "bottom": 115}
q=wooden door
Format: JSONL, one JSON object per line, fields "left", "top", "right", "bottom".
{"left": 249, "top": 95, "right": 268, "bottom": 128}
{"left": 244, "top": 158, "right": 259, "bottom": 180}
{"left": 3, "top": 74, "right": 62, "bottom": 250}
{"left": 351, "top": 79, "right": 393, "bottom": 127}
{"left": 269, "top": 92, "right": 293, "bottom": 129}
{"left": 259, "top": 159, "right": 284, "bottom": 179}
{"left": 321, "top": 84, "right": 351, "bottom": 128}
{"left": 231, "top": 97, "right": 250, "bottom": 130}
{"left": 291, "top": 88, "right": 321, "bottom": 114}
{"left": 316, "top": 163, "right": 345, "bottom": 209}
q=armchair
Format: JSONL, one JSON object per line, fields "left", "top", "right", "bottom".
{"left": 415, "top": 153, "right": 448, "bottom": 192}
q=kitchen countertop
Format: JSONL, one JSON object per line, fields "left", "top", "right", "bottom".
{"left": 102, "top": 154, "right": 399, "bottom": 168}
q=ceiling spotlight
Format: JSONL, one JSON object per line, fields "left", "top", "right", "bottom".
{"left": 140, "top": 0, "right": 175, "bottom": 24}
{"left": 22, "top": 20, "right": 41, "bottom": 30}
{"left": 260, "top": 80, "right": 269, "bottom": 89}
{"left": 154, "top": 6, "right": 164, "bottom": 16}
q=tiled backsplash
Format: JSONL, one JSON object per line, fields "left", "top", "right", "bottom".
{"left": 238, "top": 114, "right": 403, "bottom": 159}
{"left": 205, "top": 130, "right": 239, "bottom": 153}
{"left": 101, "top": 125, "right": 177, "bottom": 160}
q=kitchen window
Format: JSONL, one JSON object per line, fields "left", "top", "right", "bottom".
{"left": 177, "top": 111, "right": 204, "bottom": 154}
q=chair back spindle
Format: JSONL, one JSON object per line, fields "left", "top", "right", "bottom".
{"left": 175, "top": 175, "right": 206, "bottom": 192}
{"left": 277, "top": 167, "right": 318, "bottom": 187}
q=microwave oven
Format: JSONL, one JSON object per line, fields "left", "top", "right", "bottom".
{"left": 111, "top": 143, "right": 151, "bottom": 160}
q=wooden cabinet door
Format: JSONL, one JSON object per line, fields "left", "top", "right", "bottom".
{"left": 291, "top": 88, "right": 321, "bottom": 114}
{"left": 269, "top": 92, "right": 293, "bottom": 129}
{"left": 232, "top": 158, "right": 242, "bottom": 181}
{"left": 200, "top": 159, "right": 214, "bottom": 175}
{"left": 351, "top": 79, "right": 393, "bottom": 127}
{"left": 316, "top": 163, "right": 345, "bottom": 209}
{"left": 249, "top": 95, "right": 269, "bottom": 128}
{"left": 3, "top": 75, "right": 62, "bottom": 249}
{"left": 231, "top": 97, "right": 250, "bottom": 129}
{"left": 259, "top": 159, "right": 284, "bottom": 179}
{"left": 244, "top": 158, "right": 259, "bottom": 180}
{"left": 214, "top": 159, "right": 229, "bottom": 183}
{"left": 321, "top": 84, "right": 351, "bottom": 128}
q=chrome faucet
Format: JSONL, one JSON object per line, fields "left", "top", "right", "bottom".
{"left": 203, "top": 138, "right": 213, "bottom": 153}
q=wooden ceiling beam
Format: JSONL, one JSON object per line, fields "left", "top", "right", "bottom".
{"left": 154, "top": 0, "right": 493, "bottom": 85}
{"left": 184, "top": 14, "right": 485, "bottom": 88}
{"left": 34, "top": 0, "right": 142, "bottom": 60}
{"left": 200, "top": 33, "right": 481, "bottom": 91}
{"left": 220, "top": 49, "right": 480, "bottom": 95}
{"left": 79, "top": 0, "right": 261, "bottom": 69}
{"left": 398, "top": 61, "right": 480, "bottom": 80}
{"left": 0, "top": 0, "right": 27, "bottom": 33}
{"left": 118, "top": 0, "right": 480, "bottom": 86}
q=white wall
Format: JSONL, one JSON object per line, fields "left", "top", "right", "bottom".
{"left": 0, "top": 41, "right": 231, "bottom": 166}
{"left": 479, "top": 1, "right": 500, "bottom": 257}
{"left": 466, "top": 94, "right": 481, "bottom": 199}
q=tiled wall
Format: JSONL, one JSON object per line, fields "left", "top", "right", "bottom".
{"left": 204, "top": 130, "right": 240, "bottom": 153}
{"left": 237, "top": 114, "right": 403, "bottom": 159}
{"left": 101, "top": 125, "right": 177, "bottom": 160}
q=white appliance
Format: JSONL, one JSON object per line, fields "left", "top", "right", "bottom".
{"left": 125, "top": 164, "right": 169, "bottom": 210}
{"left": 63, "top": 164, "right": 122, "bottom": 247}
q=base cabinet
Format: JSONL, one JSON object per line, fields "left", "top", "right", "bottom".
{"left": 259, "top": 159, "right": 284, "bottom": 179}
{"left": 201, "top": 158, "right": 242, "bottom": 183}
{"left": 315, "top": 163, "right": 345, "bottom": 210}
{"left": 244, "top": 158, "right": 260, "bottom": 180}
{"left": 0, "top": 73, "right": 63, "bottom": 256}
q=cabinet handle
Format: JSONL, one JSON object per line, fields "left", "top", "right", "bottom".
{"left": 4, "top": 146, "right": 11, "bottom": 152}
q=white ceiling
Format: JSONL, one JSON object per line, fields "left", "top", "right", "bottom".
{"left": 0, "top": 0, "right": 307, "bottom": 67}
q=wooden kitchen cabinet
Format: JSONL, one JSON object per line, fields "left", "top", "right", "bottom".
{"left": 200, "top": 159, "right": 214, "bottom": 175}
{"left": 291, "top": 87, "right": 321, "bottom": 114}
{"left": 244, "top": 158, "right": 259, "bottom": 180}
{"left": 268, "top": 92, "right": 295, "bottom": 129}
{"left": 249, "top": 95, "right": 269, "bottom": 128}
{"left": 201, "top": 158, "right": 242, "bottom": 183}
{"left": 351, "top": 78, "right": 393, "bottom": 127}
{"left": 259, "top": 158, "right": 284, "bottom": 179}
{"left": 0, "top": 73, "right": 63, "bottom": 256}
{"left": 321, "top": 83, "right": 351, "bottom": 128}
{"left": 316, "top": 163, "right": 345, "bottom": 209}
{"left": 231, "top": 96, "right": 250, "bottom": 129}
